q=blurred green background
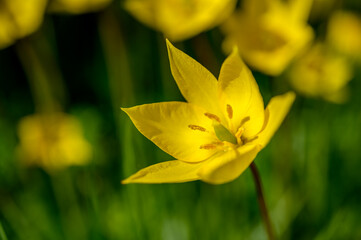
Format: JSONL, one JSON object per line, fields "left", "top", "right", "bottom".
{"left": 1, "top": 0, "right": 361, "bottom": 239}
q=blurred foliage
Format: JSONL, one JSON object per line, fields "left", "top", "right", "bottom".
{"left": 0, "top": 0, "right": 361, "bottom": 239}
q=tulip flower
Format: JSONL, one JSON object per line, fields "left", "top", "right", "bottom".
{"left": 0, "top": 0, "right": 47, "bottom": 49}
{"left": 288, "top": 43, "right": 352, "bottom": 103}
{"left": 17, "top": 113, "right": 92, "bottom": 172}
{"left": 122, "top": 40, "right": 295, "bottom": 184}
{"left": 222, "top": 0, "right": 314, "bottom": 76}
{"left": 327, "top": 11, "right": 361, "bottom": 60}
{"left": 124, "top": 0, "right": 237, "bottom": 42}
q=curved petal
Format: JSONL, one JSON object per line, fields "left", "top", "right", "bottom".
{"left": 122, "top": 160, "right": 202, "bottom": 184}
{"left": 122, "top": 102, "right": 219, "bottom": 163}
{"left": 218, "top": 48, "right": 265, "bottom": 137}
{"left": 256, "top": 91, "right": 295, "bottom": 148}
{"left": 166, "top": 40, "right": 224, "bottom": 121}
{"left": 197, "top": 144, "right": 261, "bottom": 184}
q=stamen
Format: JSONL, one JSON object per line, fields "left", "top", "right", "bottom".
{"left": 240, "top": 116, "right": 250, "bottom": 126}
{"left": 235, "top": 127, "right": 244, "bottom": 139}
{"left": 188, "top": 125, "right": 206, "bottom": 132}
{"left": 226, "top": 104, "right": 233, "bottom": 119}
{"left": 235, "top": 127, "right": 244, "bottom": 145}
{"left": 204, "top": 113, "right": 221, "bottom": 123}
{"left": 200, "top": 144, "right": 217, "bottom": 150}
{"left": 213, "top": 141, "right": 224, "bottom": 146}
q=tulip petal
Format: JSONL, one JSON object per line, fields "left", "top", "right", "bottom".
{"left": 166, "top": 40, "right": 224, "bottom": 121}
{"left": 198, "top": 144, "right": 261, "bottom": 184}
{"left": 122, "top": 102, "right": 219, "bottom": 163}
{"left": 122, "top": 160, "right": 202, "bottom": 184}
{"left": 257, "top": 91, "right": 296, "bottom": 148}
{"left": 218, "top": 48, "right": 265, "bottom": 138}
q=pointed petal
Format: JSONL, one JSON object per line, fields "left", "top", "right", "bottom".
{"left": 122, "top": 102, "right": 219, "bottom": 163}
{"left": 257, "top": 92, "right": 296, "bottom": 147}
{"left": 166, "top": 40, "right": 223, "bottom": 120}
{"left": 122, "top": 160, "right": 202, "bottom": 184}
{"left": 218, "top": 48, "right": 265, "bottom": 137}
{"left": 198, "top": 144, "right": 261, "bottom": 184}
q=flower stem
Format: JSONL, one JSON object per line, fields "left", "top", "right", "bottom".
{"left": 250, "top": 162, "right": 275, "bottom": 240}
{"left": 0, "top": 221, "right": 8, "bottom": 240}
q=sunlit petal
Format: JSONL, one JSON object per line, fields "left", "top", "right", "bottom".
{"left": 198, "top": 144, "right": 261, "bottom": 184}
{"left": 166, "top": 40, "right": 224, "bottom": 122}
{"left": 122, "top": 102, "right": 219, "bottom": 162}
{"left": 122, "top": 160, "right": 203, "bottom": 184}
{"left": 256, "top": 92, "right": 295, "bottom": 148}
{"left": 218, "top": 48, "right": 264, "bottom": 138}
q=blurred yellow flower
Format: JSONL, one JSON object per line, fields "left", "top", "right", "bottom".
{"left": 288, "top": 43, "right": 352, "bottom": 103}
{"left": 0, "top": 0, "right": 47, "bottom": 49}
{"left": 222, "top": 0, "right": 314, "bottom": 76}
{"left": 124, "top": 0, "right": 237, "bottom": 42}
{"left": 48, "top": 0, "right": 111, "bottom": 14}
{"left": 122, "top": 40, "right": 295, "bottom": 184}
{"left": 327, "top": 11, "right": 361, "bottom": 60}
{"left": 17, "top": 113, "right": 92, "bottom": 172}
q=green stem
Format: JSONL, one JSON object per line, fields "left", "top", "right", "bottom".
{"left": 51, "top": 172, "right": 87, "bottom": 240}
{"left": 16, "top": 39, "right": 63, "bottom": 113}
{"left": 0, "top": 221, "right": 8, "bottom": 240}
{"left": 250, "top": 162, "right": 275, "bottom": 240}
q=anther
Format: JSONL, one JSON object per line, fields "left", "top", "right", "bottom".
{"left": 213, "top": 142, "right": 224, "bottom": 146}
{"left": 204, "top": 113, "right": 221, "bottom": 123}
{"left": 188, "top": 125, "right": 206, "bottom": 132}
{"left": 240, "top": 116, "right": 250, "bottom": 126}
{"left": 200, "top": 144, "right": 217, "bottom": 150}
{"left": 226, "top": 104, "right": 233, "bottom": 119}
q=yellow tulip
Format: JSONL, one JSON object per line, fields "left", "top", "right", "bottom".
{"left": 222, "top": 0, "right": 314, "bottom": 76}
{"left": 122, "top": 40, "right": 295, "bottom": 184}
{"left": 17, "top": 113, "right": 92, "bottom": 172}
{"left": 48, "top": 0, "right": 111, "bottom": 14}
{"left": 124, "top": 0, "right": 237, "bottom": 42}
{"left": 0, "top": 0, "right": 47, "bottom": 49}
{"left": 288, "top": 43, "right": 352, "bottom": 103}
{"left": 327, "top": 11, "right": 361, "bottom": 60}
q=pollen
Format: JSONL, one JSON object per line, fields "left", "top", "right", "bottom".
{"left": 188, "top": 125, "right": 206, "bottom": 132}
{"left": 213, "top": 141, "right": 224, "bottom": 146}
{"left": 204, "top": 113, "right": 221, "bottom": 123}
{"left": 200, "top": 144, "right": 217, "bottom": 150}
{"left": 226, "top": 104, "right": 233, "bottom": 119}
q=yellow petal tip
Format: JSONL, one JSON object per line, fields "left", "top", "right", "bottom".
{"left": 231, "top": 45, "right": 239, "bottom": 55}
{"left": 121, "top": 178, "right": 131, "bottom": 184}
{"left": 285, "top": 91, "right": 297, "bottom": 102}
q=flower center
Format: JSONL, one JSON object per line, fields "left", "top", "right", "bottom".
{"left": 213, "top": 122, "right": 237, "bottom": 145}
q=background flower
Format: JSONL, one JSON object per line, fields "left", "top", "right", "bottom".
{"left": 222, "top": 0, "right": 314, "bottom": 76}
{"left": 288, "top": 43, "right": 352, "bottom": 103}
{"left": 0, "top": 0, "right": 47, "bottom": 49}
{"left": 17, "top": 113, "right": 92, "bottom": 172}
{"left": 124, "top": 0, "right": 237, "bottom": 41}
